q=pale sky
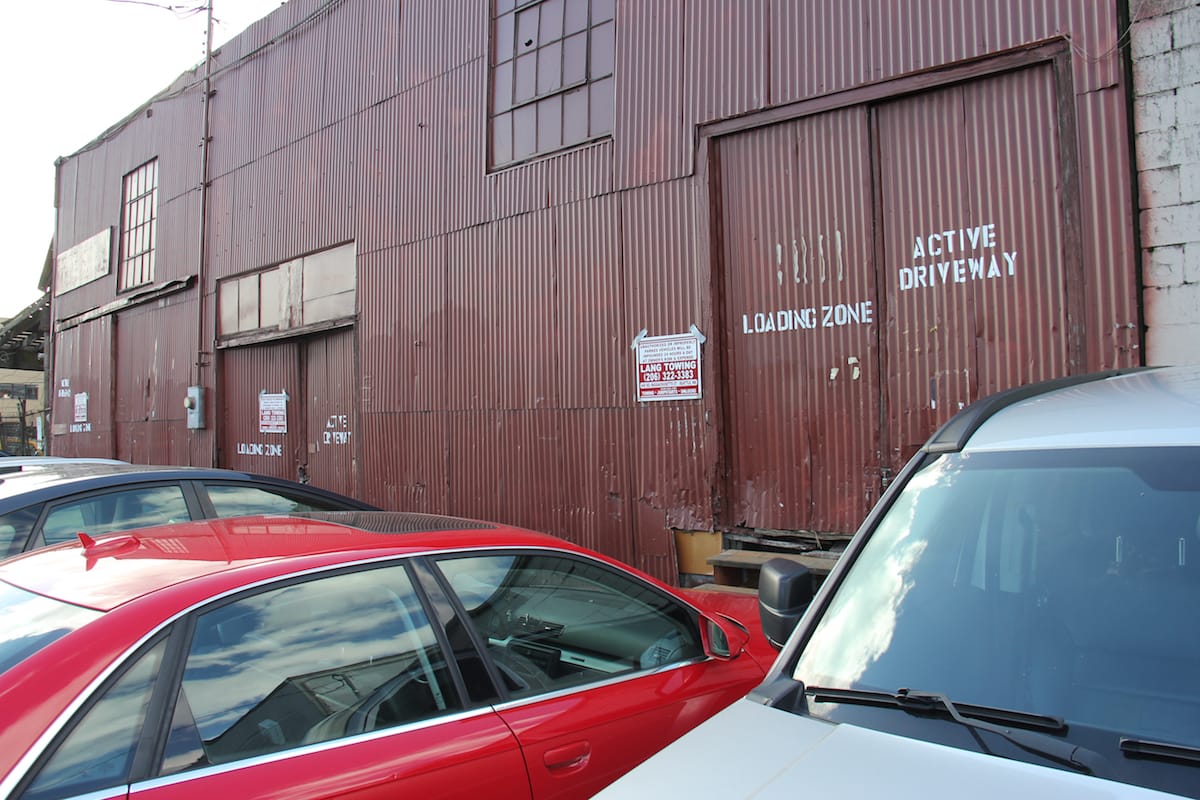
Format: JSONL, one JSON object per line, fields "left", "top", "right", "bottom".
{"left": 0, "top": 0, "right": 286, "bottom": 319}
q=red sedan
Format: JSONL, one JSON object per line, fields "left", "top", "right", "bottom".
{"left": 0, "top": 511, "right": 774, "bottom": 799}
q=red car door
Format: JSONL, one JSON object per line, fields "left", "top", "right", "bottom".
{"left": 126, "top": 713, "right": 530, "bottom": 800}
{"left": 123, "top": 561, "right": 533, "bottom": 799}
{"left": 431, "top": 550, "right": 767, "bottom": 799}
{"left": 498, "top": 657, "right": 763, "bottom": 799}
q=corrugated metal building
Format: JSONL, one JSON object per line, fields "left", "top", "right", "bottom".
{"left": 50, "top": 0, "right": 1143, "bottom": 583}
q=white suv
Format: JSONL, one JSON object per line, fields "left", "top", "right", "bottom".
{"left": 598, "top": 367, "right": 1200, "bottom": 798}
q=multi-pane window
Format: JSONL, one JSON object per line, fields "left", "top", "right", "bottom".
{"left": 490, "top": 0, "right": 615, "bottom": 167}
{"left": 119, "top": 159, "right": 158, "bottom": 290}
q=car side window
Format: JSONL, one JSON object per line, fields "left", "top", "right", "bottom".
{"left": 39, "top": 486, "right": 192, "bottom": 546}
{"left": 204, "top": 483, "right": 346, "bottom": 515}
{"left": 0, "top": 505, "right": 42, "bottom": 556}
{"left": 434, "top": 553, "right": 702, "bottom": 699}
{"left": 160, "top": 563, "right": 459, "bottom": 773}
{"left": 19, "top": 638, "right": 167, "bottom": 800}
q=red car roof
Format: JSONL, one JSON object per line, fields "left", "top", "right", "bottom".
{"left": 0, "top": 512, "right": 580, "bottom": 611}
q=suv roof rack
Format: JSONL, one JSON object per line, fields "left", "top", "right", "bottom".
{"left": 924, "top": 368, "right": 1147, "bottom": 454}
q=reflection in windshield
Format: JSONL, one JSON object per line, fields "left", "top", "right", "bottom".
{"left": 0, "top": 582, "right": 101, "bottom": 675}
{"left": 793, "top": 460, "right": 945, "bottom": 687}
{"left": 178, "top": 565, "right": 453, "bottom": 765}
{"left": 792, "top": 447, "right": 1200, "bottom": 751}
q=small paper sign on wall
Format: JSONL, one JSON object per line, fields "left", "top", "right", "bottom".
{"left": 636, "top": 333, "right": 702, "bottom": 402}
{"left": 259, "top": 391, "right": 289, "bottom": 434}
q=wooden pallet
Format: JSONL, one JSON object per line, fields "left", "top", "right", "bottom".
{"left": 707, "top": 549, "right": 841, "bottom": 590}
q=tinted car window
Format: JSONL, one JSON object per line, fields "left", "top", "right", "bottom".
{"left": 435, "top": 553, "right": 702, "bottom": 699}
{"left": 204, "top": 483, "right": 348, "bottom": 515}
{"left": 793, "top": 447, "right": 1200, "bottom": 750}
{"left": 0, "top": 583, "right": 100, "bottom": 676}
{"left": 21, "top": 638, "right": 166, "bottom": 800}
{"left": 162, "top": 563, "right": 458, "bottom": 772}
{"left": 40, "top": 485, "right": 192, "bottom": 546}
{"left": 0, "top": 505, "right": 43, "bottom": 557}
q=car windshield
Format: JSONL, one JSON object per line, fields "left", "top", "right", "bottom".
{"left": 792, "top": 446, "right": 1200, "bottom": 751}
{"left": 0, "top": 581, "right": 101, "bottom": 676}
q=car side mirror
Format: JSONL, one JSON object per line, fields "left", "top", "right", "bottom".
{"left": 700, "top": 612, "right": 751, "bottom": 660}
{"left": 758, "top": 558, "right": 814, "bottom": 649}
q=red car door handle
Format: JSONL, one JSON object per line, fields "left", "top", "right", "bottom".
{"left": 543, "top": 741, "right": 591, "bottom": 771}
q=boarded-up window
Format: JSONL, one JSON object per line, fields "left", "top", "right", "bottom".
{"left": 218, "top": 243, "right": 356, "bottom": 340}
{"left": 490, "top": 0, "right": 615, "bottom": 167}
{"left": 118, "top": 160, "right": 158, "bottom": 291}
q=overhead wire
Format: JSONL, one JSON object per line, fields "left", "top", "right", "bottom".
{"left": 72, "top": 0, "right": 345, "bottom": 157}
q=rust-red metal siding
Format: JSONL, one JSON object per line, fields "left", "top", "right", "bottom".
{"left": 48, "top": 318, "right": 115, "bottom": 458}
{"left": 877, "top": 65, "right": 1076, "bottom": 460}
{"left": 113, "top": 301, "right": 200, "bottom": 465}
{"left": 717, "top": 107, "right": 880, "bottom": 534}
{"left": 50, "top": 0, "right": 1142, "bottom": 584}
{"left": 220, "top": 339, "right": 302, "bottom": 482}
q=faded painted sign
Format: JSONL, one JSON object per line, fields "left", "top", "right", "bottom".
{"left": 898, "top": 222, "right": 1018, "bottom": 291}
{"left": 323, "top": 414, "right": 352, "bottom": 445}
{"left": 741, "top": 301, "right": 874, "bottom": 335}
{"left": 56, "top": 228, "right": 111, "bottom": 296}
{"left": 258, "top": 391, "right": 288, "bottom": 434}
{"left": 636, "top": 333, "right": 701, "bottom": 402}
{"left": 236, "top": 442, "right": 284, "bottom": 457}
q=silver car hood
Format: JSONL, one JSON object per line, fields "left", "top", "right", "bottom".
{"left": 595, "top": 698, "right": 1185, "bottom": 799}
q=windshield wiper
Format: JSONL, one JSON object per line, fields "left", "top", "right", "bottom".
{"left": 806, "top": 686, "right": 1103, "bottom": 774}
{"left": 1121, "top": 738, "right": 1200, "bottom": 765}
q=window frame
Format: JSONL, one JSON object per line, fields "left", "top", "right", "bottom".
{"left": 426, "top": 548, "right": 704, "bottom": 704}
{"left": 8, "top": 557, "right": 500, "bottom": 798}
{"left": 11, "top": 630, "right": 179, "bottom": 800}
{"left": 27, "top": 482, "right": 204, "bottom": 550}
{"left": 118, "top": 159, "right": 159, "bottom": 292}
{"left": 488, "top": 0, "right": 616, "bottom": 168}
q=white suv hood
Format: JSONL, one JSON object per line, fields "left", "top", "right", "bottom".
{"left": 595, "top": 698, "right": 1185, "bottom": 799}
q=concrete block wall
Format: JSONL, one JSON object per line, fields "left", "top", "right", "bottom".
{"left": 1132, "top": 0, "right": 1200, "bottom": 365}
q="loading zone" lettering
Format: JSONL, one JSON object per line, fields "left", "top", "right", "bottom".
{"left": 742, "top": 301, "right": 874, "bottom": 335}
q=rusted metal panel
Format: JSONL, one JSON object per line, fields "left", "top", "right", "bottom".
{"left": 116, "top": 420, "right": 192, "bottom": 466}
{"left": 209, "top": 0, "right": 335, "bottom": 177}
{"left": 494, "top": 210, "right": 560, "bottom": 410}
{"left": 304, "top": 328, "right": 358, "bottom": 497}
{"left": 444, "top": 224, "right": 499, "bottom": 410}
{"left": 399, "top": 0, "right": 481, "bottom": 92}
{"left": 358, "top": 241, "right": 446, "bottom": 414}
{"left": 220, "top": 338, "right": 302, "bottom": 481}
{"left": 1076, "top": 86, "right": 1142, "bottom": 368}
{"left": 444, "top": 411, "right": 506, "bottom": 524}
{"left": 683, "top": 0, "right": 769, "bottom": 127}
{"left": 113, "top": 301, "right": 196, "bottom": 464}
{"left": 622, "top": 180, "right": 705, "bottom": 342}
{"left": 766, "top": 2, "right": 1124, "bottom": 110}
{"left": 771, "top": 0, "right": 872, "bottom": 102}
{"left": 48, "top": 318, "right": 114, "bottom": 458}
{"left": 324, "top": 0, "right": 400, "bottom": 124}
{"left": 879, "top": 65, "right": 1074, "bottom": 462}
{"left": 613, "top": 0, "right": 686, "bottom": 188}
{"left": 556, "top": 194, "right": 625, "bottom": 408}
{"left": 558, "top": 408, "right": 634, "bottom": 561}
{"left": 717, "top": 107, "right": 880, "bottom": 534}
{"left": 443, "top": 62, "right": 490, "bottom": 234}
{"left": 398, "top": 73, "right": 452, "bottom": 245}
{"left": 355, "top": 96, "right": 405, "bottom": 253}
{"left": 631, "top": 402, "right": 714, "bottom": 531}
{"left": 487, "top": 140, "right": 614, "bottom": 222}
{"left": 358, "top": 411, "right": 449, "bottom": 512}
